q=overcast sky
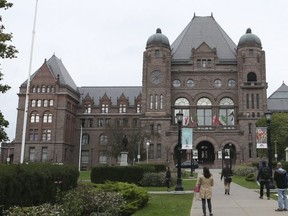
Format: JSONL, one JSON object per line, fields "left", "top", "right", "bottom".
{"left": 1, "top": 0, "right": 288, "bottom": 140}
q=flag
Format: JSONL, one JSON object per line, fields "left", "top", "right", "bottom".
{"left": 212, "top": 115, "right": 217, "bottom": 125}
{"left": 183, "top": 116, "right": 189, "bottom": 126}
{"left": 191, "top": 115, "right": 198, "bottom": 127}
{"left": 219, "top": 115, "right": 227, "bottom": 125}
{"left": 229, "top": 110, "right": 234, "bottom": 125}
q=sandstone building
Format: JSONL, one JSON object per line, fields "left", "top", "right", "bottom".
{"left": 11, "top": 15, "right": 269, "bottom": 169}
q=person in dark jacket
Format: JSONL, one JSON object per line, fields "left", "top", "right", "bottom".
{"left": 256, "top": 161, "right": 271, "bottom": 199}
{"left": 165, "top": 166, "right": 171, "bottom": 192}
{"left": 273, "top": 162, "right": 287, "bottom": 211}
{"left": 220, "top": 163, "right": 233, "bottom": 195}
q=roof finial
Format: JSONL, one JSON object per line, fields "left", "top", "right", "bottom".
{"left": 211, "top": 12, "right": 213, "bottom": 17}
{"left": 246, "top": 28, "right": 252, "bottom": 34}
{"left": 156, "top": 28, "right": 162, "bottom": 34}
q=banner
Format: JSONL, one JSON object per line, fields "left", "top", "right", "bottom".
{"left": 182, "top": 128, "right": 193, "bottom": 149}
{"left": 256, "top": 127, "right": 268, "bottom": 149}
{"left": 193, "top": 150, "right": 198, "bottom": 159}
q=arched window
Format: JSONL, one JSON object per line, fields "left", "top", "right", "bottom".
{"left": 119, "top": 104, "right": 126, "bottom": 113}
{"left": 219, "top": 97, "right": 235, "bottom": 126}
{"left": 155, "top": 95, "right": 158, "bottom": 109}
{"left": 197, "top": 97, "right": 212, "bottom": 126}
{"left": 30, "top": 112, "right": 39, "bottom": 123}
{"left": 85, "top": 104, "right": 92, "bottom": 113}
{"left": 100, "top": 134, "right": 108, "bottom": 145}
{"left": 101, "top": 104, "right": 109, "bottom": 113}
{"left": 160, "top": 95, "right": 163, "bottom": 110}
{"left": 149, "top": 95, "right": 153, "bottom": 110}
{"left": 136, "top": 103, "right": 141, "bottom": 113}
{"left": 41, "top": 85, "right": 46, "bottom": 93}
{"left": 43, "top": 112, "right": 52, "bottom": 123}
{"left": 31, "top": 100, "right": 36, "bottom": 107}
{"left": 82, "top": 134, "right": 89, "bottom": 145}
{"left": 32, "top": 86, "right": 36, "bottom": 93}
{"left": 43, "top": 99, "right": 48, "bottom": 107}
{"left": 174, "top": 97, "right": 190, "bottom": 126}
{"left": 46, "top": 86, "right": 50, "bottom": 93}
{"left": 37, "top": 100, "right": 41, "bottom": 107}
{"left": 247, "top": 72, "right": 257, "bottom": 82}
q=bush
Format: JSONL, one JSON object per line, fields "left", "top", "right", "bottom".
{"left": 139, "top": 172, "right": 175, "bottom": 187}
{"left": 91, "top": 166, "right": 155, "bottom": 184}
{"left": 3, "top": 204, "right": 65, "bottom": 216}
{"left": 95, "top": 181, "right": 149, "bottom": 216}
{"left": 0, "top": 164, "right": 79, "bottom": 209}
{"left": 245, "top": 173, "right": 256, "bottom": 182}
{"left": 232, "top": 165, "right": 257, "bottom": 177}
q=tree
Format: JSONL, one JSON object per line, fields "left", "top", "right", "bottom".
{"left": 0, "top": 0, "right": 18, "bottom": 142}
{"left": 257, "top": 113, "right": 288, "bottom": 161}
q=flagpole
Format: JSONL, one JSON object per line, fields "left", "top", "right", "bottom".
{"left": 20, "top": 0, "right": 39, "bottom": 163}
{"left": 78, "top": 125, "right": 83, "bottom": 171}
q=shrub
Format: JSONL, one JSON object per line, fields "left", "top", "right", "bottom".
{"left": 3, "top": 204, "right": 65, "bottom": 216}
{"left": 232, "top": 165, "right": 257, "bottom": 177}
{"left": 139, "top": 172, "right": 175, "bottom": 187}
{"left": 245, "top": 173, "right": 256, "bottom": 182}
{"left": 95, "top": 181, "right": 149, "bottom": 216}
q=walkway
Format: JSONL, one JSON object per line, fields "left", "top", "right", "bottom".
{"left": 190, "top": 169, "right": 282, "bottom": 216}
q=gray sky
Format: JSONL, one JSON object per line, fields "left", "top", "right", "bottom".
{"left": 1, "top": 0, "right": 288, "bottom": 140}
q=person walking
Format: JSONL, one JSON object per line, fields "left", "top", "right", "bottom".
{"left": 273, "top": 162, "right": 288, "bottom": 211}
{"left": 221, "top": 163, "right": 233, "bottom": 195}
{"left": 165, "top": 166, "right": 171, "bottom": 192}
{"left": 196, "top": 167, "right": 214, "bottom": 216}
{"left": 256, "top": 160, "right": 271, "bottom": 200}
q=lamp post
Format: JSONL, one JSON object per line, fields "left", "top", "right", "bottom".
{"left": 265, "top": 111, "right": 275, "bottom": 189}
{"left": 146, "top": 140, "right": 150, "bottom": 163}
{"left": 175, "top": 112, "right": 184, "bottom": 191}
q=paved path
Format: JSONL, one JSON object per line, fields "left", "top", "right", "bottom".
{"left": 190, "top": 169, "right": 282, "bottom": 216}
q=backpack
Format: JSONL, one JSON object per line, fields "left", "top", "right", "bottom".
{"left": 285, "top": 172, "right": 288, "bottom": 187}
{"left": 261, "top": 166, "right": 270, "bottom": 180}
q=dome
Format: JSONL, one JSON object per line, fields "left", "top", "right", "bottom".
{"left": 146, "top": 28, "right": 170, "bottom": 48}
{"left": 238, "top": 28, "right": 262, "bottom": 48}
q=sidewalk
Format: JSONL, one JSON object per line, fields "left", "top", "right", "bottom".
{"left": 190, "top": 169, "right": 282, "bottom": 216}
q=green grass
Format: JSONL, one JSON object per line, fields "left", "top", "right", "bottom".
{"left": 133, "top": 194, "right": 194, "bottom": 216}
{"left": 232, "top": 175, "right": 259, "bottom": 189}
{"left": 78, "top": 171, "right": 91, "bottom": 181}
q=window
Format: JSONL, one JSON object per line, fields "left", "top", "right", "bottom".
{"left": 137, "top": 103, "right": 142, "bottom": 113}
{"left": 30, "top": 112, "right": 40, "bottom": 123}
{"left": 41, "top": 85, "right": 46, "bottom": 93}
{"left": 249, "top": 49, "right": 253, "bottom": 57}
{"left": 149, "top": 95, "right": 153, "bottom": 110}
{"left": 251, "top": 94, "right": 254, "bottom": 109}
{"left": 42, "top": 129, "right": 51, "bottom": 141}
{"left": 174, "top": 97, "right": 190, "bottom": 126}
{"left": 172, "top": 79, "right": 181, "bottom": 87}
{"left": 99, "top": 151, "right": 107, "bottom": 163}
{"left": 29, "top": 129, "right": 38, "bottom": 141}
{"left": 156, "top": 144, "right": 161, "bottom": 159}
{"left": 149, "top": 144, "right": 154, "bottom": 159}
{"left": 51, "top": 86, "right": 54, "bottom": 92}
{"left": 197, "top": 98, "right": 212, "bottom": 126}
{"left": 82, "top": 134, "right": 89, "bottom": 145}
{"left": 43, "top": 99, "right": 48, "bottom": 107}
{"left": 119, "top": 104, "right": 126, "bottom": 113}
{"left": 219, "top": 97, "right": 235, "bottom": 126}
{"left": 157, "top": 124, "right": 161, "bottom": 134}
{"left": 37, "top": 100, "right": 41, "bottom": 107}
{"left": 101, "top": 104, "right": 109, "bottom": 113}
{"left": 228, "top": 79, "right": 236, "bottom": 87}
{"left": 186, "top": 79, "right": 195, "bottom": 88}
{"left": 247, "top": 72, "right": 257, "bottom": 82}
{"left": 46, "top": 86, "right": 50, "bottom": 93}
{"left": 155, "top": 95, "right": 158, "bottom": 109}
{"left": 81, "top": 150, "right": 89, "bottom": 163}
{"left": 97, "top": 118, "right": 104, "bottom": 127}
{"left": 100, "top": 134, "right": 108, "bottom": 145}
{"left": 246, "top": 94, "right": 249, "bottom": 109}
{"left": 43, "top": 112, "right": 52, "bottom": 123}
{"left": 197, "top": 59, "right": 201, "bottom": 67}
{"left": 31, "top": 100, "right": 36, "bottom": 107}
{"left": 207, "top": 59, "right": 212, "bottom": 68}
{"left": 32, "top": 86, "right": 36, "bottom": 93}
{"left": 133, "top": 118, "right": 140, "bottom": 127}
{"left": 85, "top": 104, "right": 91, "bottom": 114}
{"left": 256, "top": 94, "right": 260, "bottom": 109}
{"left": 29, "top": 147, "right": 35, "bottom": 162}
{"left": 214, "top": 79, "right": 222, "bottom": 88}
{"left": 160, "top": 95, "right": 163, "bottom": 110}
{"left": 41, "top": 147, "right": 48, "bottom": 162}
{"left": 37, "top": 86, "right": 41, "bottom": 93}
{"left": 248, "top": 123, "right": 252, "bottom": 134}
{"left": 202, "top": 59, "right": 206, "bottom": 67}
{"left": 249, "top": 143, "right": 253, "bottom": 158}
{"left": 155, "top": 49, "right": 160, "bottom": 57}
{"left": 49, "top": 100, "right": 54, "bottom": 107}
{"left": 87, "top": 119, "right": 93, "bottom": 128}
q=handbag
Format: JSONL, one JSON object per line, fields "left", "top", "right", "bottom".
{"left": 194, "top": 185, "right": 200, "bottom": 193}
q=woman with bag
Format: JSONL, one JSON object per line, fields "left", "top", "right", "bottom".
{"left": 196, "top": 167, "right": 214, "bottom": 216}
{"left": 221, "top": 163, "right": 233, "bottom": 195}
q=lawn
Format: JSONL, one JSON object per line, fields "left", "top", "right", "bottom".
{"left": 133, "top": 193, "right": 193, "bottom": 216}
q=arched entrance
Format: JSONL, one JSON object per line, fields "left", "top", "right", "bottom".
{"left": 196, "top": 141, "right": 215, "bottom": 164}
{"left": 222, "top": 143, "right": 237, "bottom": 167}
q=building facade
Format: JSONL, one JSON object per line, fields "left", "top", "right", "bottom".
{"left": 12, "top": 15, "right": 268, "bottom": 169}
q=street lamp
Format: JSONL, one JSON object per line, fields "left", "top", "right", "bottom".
{"left": 265, "top": 111, "right": 275, "bottom": 189}
{"left": 146, "top": 140, "right": 150, "bottom": 163}
{"left": 175, "top": 112, "right": 184, "bottom": 191}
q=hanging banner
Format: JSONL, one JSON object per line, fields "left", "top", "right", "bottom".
{"left": 256, "top": 127, "right": 268, "bottom": 149}
{"left": 193, "top": 150, "right": 198, "bottom": 159}
{"left": 182, "top": 128, "right": 193, "bottom": 149}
